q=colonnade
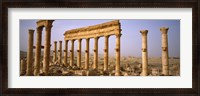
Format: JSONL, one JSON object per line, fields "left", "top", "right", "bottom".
{"left": 24, "top": 20, "right": 170, "bottom": 76}
{"left": 52, "top": 34, "right": 121, "bottom": 76}
{"left": 26, "top": 20, "right": 54, "bottom": 76}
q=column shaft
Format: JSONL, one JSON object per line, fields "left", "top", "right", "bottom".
{"left": 140, "top": 30, "right": 148, "bottom": 76}
{"left": 34, "top": 27, "right": 42, "bottom": 76}
{"left": 53, "top": 41, "right": 57, "bottom": 63}
{"left": 26, "top": 29, "right": 34, "bottom": 76}
{"left": 20, "top": 58, "right": 26, "bottom": 75}
{"left": 64, "top": 40, "right": 68, "bottom": 66}
{"left": 70, "top": 40, "right": 74, "bottom": 66}
{"left": 115, "top": 34, "right": 121, "bottom": 76}
{"left": 93, "top": 37, "right": 98, "bottom": 70}
{"left": 59, "top": 41, "right": 62, "bottom": 64}
{"left": 43, "top": 25, "right": 52, "bottom": 75}
{"left": 104, "top": 36, "right": 109, "bottom": 71}
{"left": 85, "top": 38, "right": 90, "bottom": 69}
{"left": 160, "top": 27, "right": 169, "bottom": 76}
{"left": 77, "top": 39, "right": 82, "bottom": 68}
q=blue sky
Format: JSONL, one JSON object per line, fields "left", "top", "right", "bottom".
{"left": 20, "top": 19, "right": 180, "bottom": 57}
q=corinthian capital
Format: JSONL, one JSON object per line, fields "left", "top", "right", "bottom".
{"left": 160, "top": 27, "right": 169, "bottom": 34}
{"left": 140, "top": 30, "right": 148, "bottom": 36}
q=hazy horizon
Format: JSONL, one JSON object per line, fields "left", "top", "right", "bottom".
{"left": 20, "top": 19, "right": 180, "bottom": 57}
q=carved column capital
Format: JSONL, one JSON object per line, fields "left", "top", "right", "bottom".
{"left": 94, "top": 37, "right": 99, "bottom": 40}
{"left": 36, "top": 27, "right": 43, "bottom": 32}
{"left": 140, "top": 30, "right": 148, "bottom": 36}
{"left": 105, "top": 35, "right": 110, "bottom": 38}
{"left": 160, "top": 27, "right": 169, "bottom": 34}
{"left": 71, "top": 39, "right": 75, "bottom": 42}
{"left": 54, "top": 41, "right": 57, "bottom": 44}
{"left": 28, "top": 29, "right": 35, "bottom": 34}
{"left": 45, "top": 25, "right": 53, "bottom": 31}
{"left": 78, "top": 39, "right": 82, "bottom": 42}
{"left": 116, "top": 33, "right": 122, "bottom": 38}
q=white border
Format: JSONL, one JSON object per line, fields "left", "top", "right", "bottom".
{"left": 8, "top": 8, "right": 192, "bottom": 88}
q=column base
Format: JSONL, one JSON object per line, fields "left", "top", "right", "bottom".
{"left": 115, "top": 72, "right": 120, "bottom": 76}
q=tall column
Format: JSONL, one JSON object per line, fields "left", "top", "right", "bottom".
{"left": 77, "top": 39, "right": 82, "bottom": 68}
{"left": 53, "top": 41, "right": 57, "bottom": 63}
{"left": 160, "top": 27, "right": 169, "bottom": 76}
{"left": 93, "top": 37, "right": 99, "bottom": 70}
{"left": 70, "top": 40, "right": 74, "bottom": 66}
{"left": 64, "top": 40, "right": 68, "bottom": 66}
{"left": 104, "top": 36, "right": 109, "bottom": 71}
{"left": 43, "top": 20, "right": 54, "bottom": 75}
{"left": 58, "top": 41, "right": 62, "bottom": 64}
{"left": 115, "top": 34, "right": 121, "bottom": 76}
{"left": 140, "top": 30, "right": 148, "bottom": 76}
{"left": 85, "top": 38, "right": 90, "bottom": 70}
{"left": 26, "top": 29, "right": 34, "bottom": 76}
{"left": 34, "top": 27, "right": 42, "bottom": 76}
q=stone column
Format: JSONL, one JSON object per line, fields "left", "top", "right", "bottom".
{"left": 20, "top": 58, "right": 26, "bottom": 75}
{"left": 115, "top": 34, "right": 121, "bottom": 76}
{"left": 85, "top": 38, "right": 90, "bottom": 70}
{"left": 140, "top": 30, "right": 148, "bottom": 76}
{"left": 64, "top": 40, "right": 68, "bottom": 66}
{"left": 70, "top": 40, "right": 74, "bottom": 66}
{"left": 58, "top": 41, "right": 62, "bottom": 64}
{"left": 34, "top": 27, "right": 42, "bottom": 76}
{"left": 26, "top": 29, "right": 34, "bottom": 76}
{"left": 53, "top": 41, "right": 57, "bottom": 63}
{"left": 93, "top": 37, "right": 99, "bottom": 70}
{"left": 104, "top": 36, "right": 109, "bottom": 71}
{"left": 77, "top": 39, "right": 82, "bottom": 68}
{"left": 43, "top": 21, "right": 54, "bottom": 75}
{"left": 160, "top": 27, "right": 169, "bottom": 76}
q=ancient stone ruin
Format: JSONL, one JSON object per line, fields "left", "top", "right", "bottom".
{"left": 20, "top": 20, "right": 175, "bottom": 76}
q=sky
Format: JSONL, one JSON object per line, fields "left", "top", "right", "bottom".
{"left": 20, "top": 19, "right": 180, "bottom": 57}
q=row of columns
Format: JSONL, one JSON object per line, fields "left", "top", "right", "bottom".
{"left": 52, "top": 34, "right": 121, "bottom": 75}
{"left": 26, "top": 20, "right": 54, "bottom": 76}
{"left": 140, "top": 27, "right": 169, "bottom": 76}
{"left": 24, "top": 21, "right": 168, "bottom": 76}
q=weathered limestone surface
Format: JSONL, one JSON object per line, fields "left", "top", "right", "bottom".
{"left": 93, "top": 37, "right": 98, "bottom": 69}
{"left": 115, "top": 34, "right": 121, "bottom": 76}
{"left": 64, "top": 20, "right": 122, "bottom": 75}
{"left": 140, "top": 30, "right": 148, "bottom": 76}
{"left": 160, "top": 27, "right": 169, "bottom": 76}
{"left": 70, "top": 40, "right": 74, "bottom": 66}
{"left": 58, "top": 41, "right": 62, "bottom": 64}
{"left": 77, "top": 39, "right": 82, "bottom": 68}
{"left": 34, "top": 27, "right": 42, "bottom": 76}
{"left": 64, "top": 20, "right": 121, "bottom": 40}
{"left": 38, "top": 20, "right": 54, "bottom": 75}
{"left": 64, "top": 40, "right": 68, "bottom": 66}
{"left": 53, "top": 41, "right": 57, "bottom": 63}
{"left": 26, "top": 29, "right": 34, "bottom": 76}
{"left": 85, "top": 38, "right": 90, "bottom": 70}
{"left": 20, "top": 58, "right": 26, "bottom": 75}
{"left": 104, "top": 36, "right": 109, "bottom": 71}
